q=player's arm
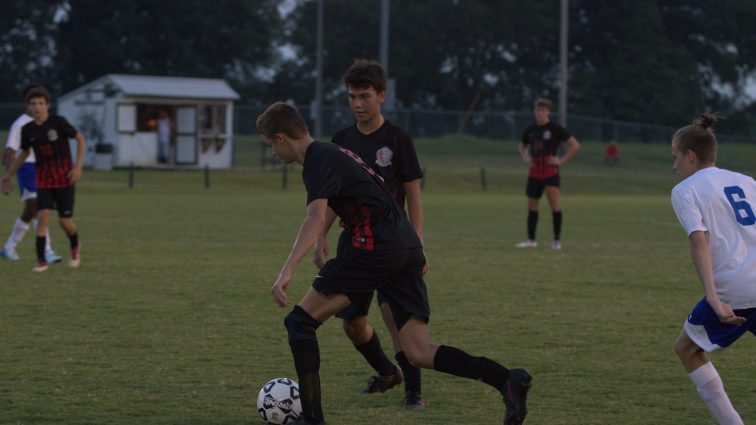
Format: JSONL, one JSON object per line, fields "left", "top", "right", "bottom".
{"left": 313, "top": 207, "right": 337, "bottom": 268}
{"left": 3, "top": 148, "right": 15, "bottom": 169}
{"left": 689, "top": 230, "right": 746, "bottom": 325}
{"left": 272, "top": 198, "right": 328, "bottom": 307}
{"left": 518, "top": 142, "right": 531, "bottom": 164}
{"left": 1, "top": 148, "right": 30, "bottom": 194}
{"left": 550, "top": 137, "right": 581, "bottom": 166}
{"left": 68, "top": 132, "right": 86, "bottom": 184}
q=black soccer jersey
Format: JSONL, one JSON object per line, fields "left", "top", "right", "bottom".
{"left": 521, "top": 121, "right": 571, "bottom": 179}
{"left": 302, "top": 142, "right": 422, "bottom": 252}
{"left": 331, "top": 120, "right": 423, "bottom": 209}
{"left": 21, "top": 115, "right": 78, "bottom": 188}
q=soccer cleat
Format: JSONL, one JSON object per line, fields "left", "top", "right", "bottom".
{"left": 515, "top": 240, "right": 537, "bottom": 248}
{"left": 45, "top": 251, "right": 63, "bottom": 264}
{"left": 1, "top": 248, "right": 20, "bottom": 261}
{"left": 291, "top": 418, "right": 327, "bottom": 425}
{"left": 403, "top": 391, "right": 428, "bottom": 410}
{"left": 32, "top": 261, "right": 49, "bottom": 273}
{"left": 361, "top": 366, "right": 403, "bottom": 394}
{"left": 503, "top": 368, "right": 532, "bottom": 425}
{"left": 69, "top": 246, "right": 80, "bottom": 268}
{"left": 550, "top": 241, "right": 562, "bottom": 250}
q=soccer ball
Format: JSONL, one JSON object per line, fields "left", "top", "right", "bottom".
{"left": 257, "top": 377, "right": 302, "bottom": 425}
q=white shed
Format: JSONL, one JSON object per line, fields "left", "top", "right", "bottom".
{"left": 57, "top": 74, "right": 240, "bottom": 169}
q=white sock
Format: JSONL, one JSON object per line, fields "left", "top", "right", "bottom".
{"left": 688, "top": 362, "right": 744, "bottom": 425}
{"left": 32, "top": 219, "right": 54, "bottom": 254}
{"left": 4, "top": 218, "right": 30, "bottom": 251}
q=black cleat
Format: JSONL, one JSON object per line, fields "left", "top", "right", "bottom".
{"left": 403, "top": 391, "right": 428, "bottom": 410}
{"left": 290, "top": 417, "right": 326, "bottom": 425}
{"left": 360, "top": 366, "right": 403, "bottom": 394}
{"left": 502, "top": 368, "right": 532, "bottom": 425}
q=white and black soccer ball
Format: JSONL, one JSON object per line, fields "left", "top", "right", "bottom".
{"left": 257, "top": 377, "right": 301, "bottom": 425}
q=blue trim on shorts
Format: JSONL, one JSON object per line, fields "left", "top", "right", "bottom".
{"left": 17, "top": 163, "right": 36, "bottom": 199}
{"left": 686, "top": 298, "right": 756, "bottom": 349}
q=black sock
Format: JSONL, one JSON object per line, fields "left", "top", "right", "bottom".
{"left": 553, "top": 210, "right": 562, "bottom": 241}
{"left": 286, "top": 306, "right": 324, "bottom": 423}
{"left": 68, "top": 232, "right": 79, "bottom": 250}
{"left": 527, "top": 210, "right": 538, "bottom": 240}
{"left": 396, "top": 351, "right": 421, "bottom": 394}
{"left": 36, "top": 236, "right": 46, "bottom": 263}
{"left": 354, "top": 330, "right": 396, "bottom": 376}
{"left": 433, "top": 345, "right": 509, "bottom": 392}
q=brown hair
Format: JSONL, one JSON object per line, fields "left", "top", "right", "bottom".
{"left": 533, "top": 98, "right": 552, "bottom": 110}
{"left": 25, "top": 86, "right": 51, "bottom": 104}
{"left": 672, "top": 113, "right": 721, "bottom": 164}
{"left": 256, "top": 102, "right": 309, "bottom": 139}
{"left": 342, "top": 59, "right": 387, "bottom": 92}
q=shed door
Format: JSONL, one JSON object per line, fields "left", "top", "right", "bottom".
{"left": 175, "top": 106, "right": 197, "bottom": 164}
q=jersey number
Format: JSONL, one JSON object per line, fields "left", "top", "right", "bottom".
{"left": 724, "top": 186, "right": 756, "bottom": 226}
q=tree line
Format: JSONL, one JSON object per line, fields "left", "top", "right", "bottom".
{"left": 2, "top": 0, "right": 755, "bottom": 133}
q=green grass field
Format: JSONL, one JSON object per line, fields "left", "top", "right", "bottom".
{"left": 1, "top": 137, "right": 755, "bottom": 424}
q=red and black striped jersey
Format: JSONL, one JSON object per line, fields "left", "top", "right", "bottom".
{"left": 521, "top": 122, "right": 571, "bottom": 179}
{"left": 21, "top": 115, "right": 78, "bottom": 188}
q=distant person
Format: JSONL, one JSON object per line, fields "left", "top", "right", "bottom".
{"left": 516, "top": 98, "right": 580, "bottom": 250}
{"left": 156, "top": 109, "right": 173, "bottom": 164}
{"left": 604, "top": 139, "right": 620, "bottom": 165}
{"left": 257, "top": 101, "right": 531, "bottom": 425}
{"left": 323, "top": 59, "right": 427, "bottom": 408}
{"left": 1, "top": 87, "right": 85, "bottom": 272}
{"left": 670, "top": 113, "right": 755, "bottom": 425}
{"left": 1, "top": 84, "right": 61, "bottom": 263}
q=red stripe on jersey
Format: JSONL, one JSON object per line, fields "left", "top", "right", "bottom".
{"left": 351, "top": 206, "right": 375, "bottom": 251}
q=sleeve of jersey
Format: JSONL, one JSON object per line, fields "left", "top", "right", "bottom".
{"left": 397, "top": 133, "right": 423, "bottom": 182}
{"left": 521, "top": 129, "right": 529, "bottom": 145}
{"left": 59, "top": 117, "right": 79, "bottom": 138}
{"left": 303, "top": 154, "right": 341, "bottom": 205}
{"left": 671, "top": 186, "right": 707, "bottom": 235}
{"left": 6, "top": 121, "right": 22, "bottom": 150}
{"left": 558, "top": 125, "right": 572, "bottom": 142}
{"left": 19, "top": 126, "right": 31, "bottom": 151}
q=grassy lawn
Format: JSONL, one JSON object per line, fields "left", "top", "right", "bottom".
{"left": 0, "top": 135, "right": 754, "bottom": 424}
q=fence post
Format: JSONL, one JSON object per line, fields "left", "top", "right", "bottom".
{"left": 480, "top": 167, "right": 487, "bottom": 191}
{"left": 282, "top": 164, "right": 288, "bottom": 189}
{"left": 420, "top": 168, "right": 426, "bottom": 191}
{"left": 128, "top": 163, "right": 134, "bottom": 189}
{"left": 204, "top": 164, "right": 210, "bottom": 189}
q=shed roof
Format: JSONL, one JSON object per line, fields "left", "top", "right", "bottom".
{"left": 60, "top": 74, "right": 240, "bottom": 101}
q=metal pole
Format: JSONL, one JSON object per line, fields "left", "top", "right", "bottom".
{"left": 204, "top": 164, "right": 210, "bottom": 189}
{"left": 558, "top": 0, "right": 569, "bottom": 127}
{"left": 314, "top": 0, "right": 324, "bottom": 140}
{"left": 282, "top": 164, "right": 288, "bottom": 190}
{"left": 379, "top": 0, "right": 390, "bottom": 72}
{"left": 128, "top": 162, "right": 134, "bottom": 189}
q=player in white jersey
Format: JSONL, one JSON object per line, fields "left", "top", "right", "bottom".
{"left": 670, "top": 113, "right": 756, "bottom": 425}
{"left": 1, "top": 84, "right": 60, "bottom": 263}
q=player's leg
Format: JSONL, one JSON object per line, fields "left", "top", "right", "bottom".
{"left": 338, "top": 300, "right": 402, "bottom": 395}
{"left": 2, "top": 165, "right": 37, "bottom": 260}
{"left": 33, "top": 208, "right": 50, "bottom": 272}
{"left": 517, "top": 178, "right": 541, "bottom": 248}
{"left": 674, "top": 299, "right": 750, "bottom": 425}
{"left": 378, "top": 299, "right": 426, "bottom": 408}
{"left": 544, "top": 180, "right": 562, "bottom": 250}
{"left": 54, "top": 187, "right": 79, "bottom": 267}
{"left": 285, "top": 287, "right": 351, "bottom": 425}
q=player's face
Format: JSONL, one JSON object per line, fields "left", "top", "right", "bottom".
{"left": 27, "top": 96, "right": 50, "bottom": 120}
{"left": 534, "top": 107, "right": 550, "bottom": 125}
{"left": 347, "top": 86, "right": 385, "bottom": 124}
{"left": 266, "top": 134, "right": 295, "bottom": 164}
{"left": 671, "top": 143, "right": 695, "bottom": 178}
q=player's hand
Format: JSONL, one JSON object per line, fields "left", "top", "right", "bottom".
{"left": 521, "top": 155, "right": 532, "bottom": 165}
{"left": 313, "top": 236, "right": 329, "bottom": 268}
{"left": 0, "top": 176, "right": 12, "bottom": 195}
{"left": 711, "top": 299, "right": 747, "bottom": 326}
{"left": 67, "top": 167, "right": 82, "bottom": 185}
{"left": 548, "top": 156, "right": 562, "bottom": 166}
{"left": 271, "top": 272, "right": 292, "bottom": 307}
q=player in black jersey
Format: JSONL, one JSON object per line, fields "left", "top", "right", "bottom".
{"left": 320, "top": 59, "right": 427, "bottom": 408}
{"left": 1, "top": 87, "right": 85, "bottom": 272}
{"left": 257, "top": 102, "right": 531, "bottom": 425}
{"left": 516, "top": 98, "right": 580, "bottom": 250}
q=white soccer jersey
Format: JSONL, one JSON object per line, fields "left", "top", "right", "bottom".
{"left": 671, "top": 167, "right": 756, "bottom": 309}
{"left": 5, "top": 113, "right": 35, "bottom": 163}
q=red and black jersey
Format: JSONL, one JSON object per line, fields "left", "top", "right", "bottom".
{"left": 20, "top": 115, "right": 78, "bottom": 188}
{"left": 302, "top": 142, "right": 421, "bottom": 252}
{"left": 331, "top": 120, "right": 422, "bottom": 210}
{"left": 521, "top": 121, "right": 571, "bottom": 179}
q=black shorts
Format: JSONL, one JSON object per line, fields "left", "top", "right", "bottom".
{"left": 526, "top": 175, "right": 560, "bottom": 199}
{"left": 36, "top": 186, "right": 75, "bottom": 218}
{"left": 313, "top": 246, "right": 430, "bottom": 325}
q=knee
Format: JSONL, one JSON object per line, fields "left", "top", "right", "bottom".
{"left": 284, "top": 305, "right": 321, "bottom": 347}
{"left": 673, "top": 335, "right": 695, "bottom": 362}
{"left": 403, "top": 345, "right": 430, "bottom": 369}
